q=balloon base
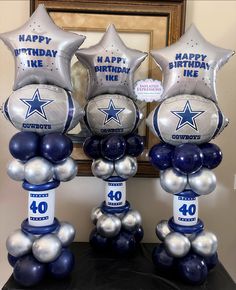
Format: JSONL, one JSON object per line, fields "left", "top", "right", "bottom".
{"left": 7, "top": 219, "right": 75, "bottom": 287}
{"left": 90, "top": 201, "right": 143, "bottom": 254}
{"left": 152, "top": 242, "right": 218, "bottom": 285}
{"left": 89, "top": 226, "right": 144, "bottom": 255}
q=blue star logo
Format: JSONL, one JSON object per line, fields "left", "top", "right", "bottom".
{"left": 98, "top": 100, "right": 125, "bottom": 125}
{"left": 20, "top": 89, "right": 53, "bottom": 120}
{"left": 171, "top": 101, "right": 204, "bottom": 131}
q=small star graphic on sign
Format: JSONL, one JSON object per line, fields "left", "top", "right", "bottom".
{"left": 98, "top": 99, "right": 125, "bottom": 125}
{"left": 20, "top": 89, "right": 53, "bottom": 120}
{"left": 171, "top": 101, "right": 204, "bottom": 131}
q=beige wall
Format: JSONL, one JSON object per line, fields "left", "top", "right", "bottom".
{"left": 0, "top": 0, "right": 236, "bottom": 286}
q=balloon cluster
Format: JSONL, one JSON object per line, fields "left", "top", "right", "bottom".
{"left": 84, "top": 134, "right": 144, "bottom": 180}
{"left": 147, "top": 24, "right": 234, "bottom": 284}
{"left": 77, "top": 24, "right": 147, "bottom": 254}
{"left": 0, "top": 5, "right": 85, "bottom": 286}
{"left": 7, "top": 222, "right": 75, "bottom": 287}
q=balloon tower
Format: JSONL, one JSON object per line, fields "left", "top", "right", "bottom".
{"left": 76, "top": 24, "right": 147, "bottom": 254}
{"left": 146, "top": 25, "right": 234, "bottom": 284}
{"left": 0, "top": 5, "right": 85, "bottom": 286}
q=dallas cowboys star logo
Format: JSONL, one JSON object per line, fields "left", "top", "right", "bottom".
{"left": 20, "top": 89, "right": 53, "bottom": 120}
{"left": 98, "top": 100, "right": 125, "bottom": 125}
{"left": 171, "top": 101, "right": 204, "bottom": 131}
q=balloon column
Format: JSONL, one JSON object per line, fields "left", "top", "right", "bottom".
{"left": 76, "top": 24, "right": 147, "bottom": 254}
{"left": 0, "top": 5, "right": 85, "bottom": 286}
{"left": 146, "top": 24, "right": 234, "bottom": 284}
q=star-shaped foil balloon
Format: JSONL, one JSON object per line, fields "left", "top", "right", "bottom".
{"left": 151, "top": 24, "right": 234, "bottom": 102}
{"left": 76, "top": 24, "right": 147, "bottom": 100}
{"left": 0, "top": 4, "right": 85, "bottom": 91}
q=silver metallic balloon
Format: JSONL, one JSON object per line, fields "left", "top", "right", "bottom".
{"left": 91, "top": 207, "right": 103, "bottom": 225}
{"left": 6, "top": 229, "right": 35, "bottom": 257}
{"left": 160, "top": 168, "right": 187, "bottom": 194}
{"left": 85, "top": 94, "right": 141, "bottom": 136}
{"left": 155, "top": 220, "right": 172, "bottom": 241}
{"left": 7, "top": 159, "right": 25, "bottom": 181}
{"left": 56, "top": 222, "right": 75, "bottom": 247}
{"left": 151, "top": 24, "right": 234, "bottom": 102}
{"left": 0, "top": 5, "right": 85, "bottom": 91}
{"left": 121, "top": 210, "right": 142, "bottom": 232}
{"left": 96, "top": 214, "right": 121, "bottom": 238}
{"left": 32, "top": 234, "right": 62, "bottom": 263}
{"left": 91, "top": 158, "right": 114, "bottom": 180}
{"left": 3, "top": 85, "right": 84, "bottom": 135}
{"left": 76, "top": 24, "right": 147, "bottom": 100}
{"left": 191, "top": 231, "right": 218, "bottom": 257}
{"left": 146, "top": 94, "right": 228, "bottom": 146}
{"left": 114, "top": 156, "right": 137, "bottom": 179}
{"left": 54, "top": 157, "right": 77, "bottom": 182}
{"left": 188, "top": 168, "right": 216, "bottom": 195}
{"left": 25, "top": 157, "right": 53, "bottom": 185}
{"left": 164, "top": 232, "right": 191, "bottom": 258}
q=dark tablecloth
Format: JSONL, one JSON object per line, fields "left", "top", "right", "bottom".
{"left": 2, "top": 242, "right": 236, "bottom": 290}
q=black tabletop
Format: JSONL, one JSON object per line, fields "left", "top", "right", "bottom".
{"left": 2, "top": 242, "right": 236, "bottom": 290}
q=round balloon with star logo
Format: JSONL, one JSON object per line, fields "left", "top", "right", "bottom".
{"left": 85, "top": 94, "right": 141, "bottom": 136}
{"left": 146, "top": 94, "right": 228, "bottom": 146}
{"left": 3, "top": 84, "right": 84, "bottom": 135}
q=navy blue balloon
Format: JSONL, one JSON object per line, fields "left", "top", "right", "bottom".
{"left": 48, "top": 248, "right": 74, "bottom": 279}
{"left": 172, "top": 144, "right": 203, "bottom": 174}
{"left": 41, "top": 133, "right": 73, "bottom": 163}
{"left": 133, "top": 226, "right": 144, "bottom": 243}
{"left": 13, "top": 255, "right": 46, "bottom": 287}
{"left": 89, "top": 228, "right": 110, "bottom": 251}
{"left": 152, "top": 243, "right": 175, "bottom": 270}
{"left": 101, "top": 134, "right": 126, "bottom": 161}
{"left": 9, "top": 132, "right": 40, "bottom": 162}
{"left": 125, "top": 135, "right": 144, "bottom": 157}
{"left": 111, "top": 231, "right": 136, "bottom": 255}
{"left": 8, "top": 253, "right": 19, "bottom": 267}
{"left": 149, "top": 143, "right": 174, "bottom": 170}
{"left": 200, "top": 143, "right": 222, "bottom": 169}
{"left": 204, "top": 252, "right": 218, "bottom": 271}
{"left": 83, "top": 136, "right": 101, "bottom": 159}
{"left": 178, "top": 254, "right": 208, "bottom": 285}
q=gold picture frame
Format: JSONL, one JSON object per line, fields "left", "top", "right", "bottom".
{"left": 30, "top": 0, "right": 186, "bottom": 177}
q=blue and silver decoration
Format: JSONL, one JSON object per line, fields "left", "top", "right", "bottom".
{"left": 147, "top": 23, "right": 233, "bottom": 285}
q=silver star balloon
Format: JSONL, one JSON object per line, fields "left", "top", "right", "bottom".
{"left": 76, "top": 24, "right": 147, "bottom": 100}
{"left": 151, "top": 24, "right": 234, "bottom": 102}
{"left": 0, "top": 4, "right": 85, "bottom": 91}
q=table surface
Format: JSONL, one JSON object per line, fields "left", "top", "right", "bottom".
{"left": 2, "top": 242, "right": 236, "bottom": 290}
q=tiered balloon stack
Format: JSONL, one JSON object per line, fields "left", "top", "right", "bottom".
{"left": 76, "top": 24, "right": 147, "bottom": 254}
{"left": 146, "top": 25, "right": 234, "bottom": 284}
{"left": 0, "top": 5, "right": 85, "bottom": 287}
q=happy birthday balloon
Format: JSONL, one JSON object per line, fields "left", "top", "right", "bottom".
{"left": 151, "top": 24, "right": 234, "bottom": 102}
{"left": 76, "top": 24, "right": 147, "bottom": 100}
{"left": 0, "top": 4, "right": 85, "bottom": 91}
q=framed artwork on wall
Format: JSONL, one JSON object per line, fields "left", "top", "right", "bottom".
{"left": 30, "top": 0, "right": 186, "bottom": 177}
